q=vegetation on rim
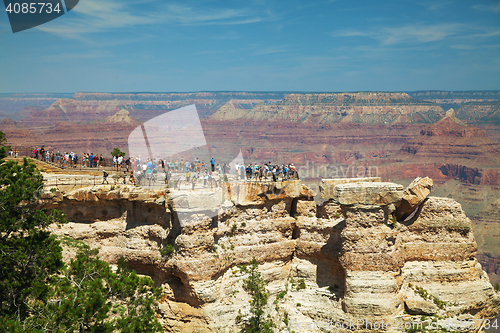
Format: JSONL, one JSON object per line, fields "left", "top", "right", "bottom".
{"left": 0, "top": 131, "right": 163, "bottom": 332}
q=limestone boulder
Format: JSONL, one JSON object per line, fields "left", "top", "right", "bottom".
{"left": 333, "top": 182, "right": 403, "bottom": 206}
{"left": 223, "top": 180, "right": 316, "bottom": 206}
{"left": 320, "top": 177, "right": 381, "bottom": 199}
{"left": 296, "top": 200, "right": 316, "bottom": 216}
{"left": 396, "top": 177, "right": 433, "bottom": 221}
{"left": 404, "top": 298, "right": 438, "bottom": 315}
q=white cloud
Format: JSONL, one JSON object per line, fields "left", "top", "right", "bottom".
{"left": 253, "top": 46, "right": 290, "bottom": 56}
{"left": 152, "top": 3, "right": 274, "bottom": 26}
{"left": 469, "top": 30, "right": 500, "bottom": 39}
{"left": 418, "top": 0, "right": 452, "bottom": 12}
{"left": 36, "top": 0, "right": 157, "bottom": 36}
{"left": 450, "top": 44, "right": 476, "bottom": 50}
{"left": 335, "top": 30, "right": 373, "bottom": 37}
{"left": 35, "top": 0, "right": 276, "bottom": 38}
{"left": 42, "top": 50, "right": 111, "bottom": 62}
{"left": 379, "top": 23, "right": 463, "bottom": 44}
{"left": 472, "top": 3, "right": 500, "bottom": 13}
{"left": 332, "top": 23, "right": 500, "bottom": 46}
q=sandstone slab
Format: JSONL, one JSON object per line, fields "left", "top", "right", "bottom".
{"left": 333, "top": 182, "right": 403, "bottom": 206}
{"left": 296, "top": 200, "right": 316, "bottom": 216}
{"left": 396, "top": 177, "right": 433, "bottom": 221}
{"left": 320, "top": 177, "right": 381, "bottom": 199}
{"left": 404, "top": 298, "right": 438, "bottom": 315}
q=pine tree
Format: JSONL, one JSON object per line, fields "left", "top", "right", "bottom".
{"left": 0, "top": 132, "right": 7, "bottom": 160}
{"left": 0, "top": 156, "right": 66, "bottom": 321}
{"left": 23, "top": 244, "right": 163, "bottom": 332}
{"left": 0, "top": 132, "right": 163, "bottom": 332}
{"left": 241, "top": 258, "right": 274, "bottom": 333}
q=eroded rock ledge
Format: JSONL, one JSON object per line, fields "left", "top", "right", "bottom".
{"left": 39, "top": 177, "right": 500, "bottom": 332}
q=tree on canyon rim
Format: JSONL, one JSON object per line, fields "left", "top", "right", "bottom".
{"left": 240, "top": 258, "right": 274, "bottom": 333}
{"left": 0, "top": 131, "right": 7, "bottom": 159}
{"left": 111, "top": 147, "right": 126, "bottom": 158}
{"left": 0, "top": 131, "right": 163, "bottom": 332}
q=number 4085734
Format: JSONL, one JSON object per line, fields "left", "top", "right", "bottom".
{"left": 5, "top": 2, "right": 61, "bottom": 14}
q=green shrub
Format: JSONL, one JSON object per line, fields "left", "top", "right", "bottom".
{"left": 410, "top": 284, "right": 446, "bottom": 310}
{"left": 235, "top": 309, "right": 243, "bottom": 323}
{"left": 296, "top": 279, "right": 306, "bottom": 291}
{"left": 160, "top": 244, "right": 175, "bottom": 258}
{"left": 276, "top": 290, "right": 287, "bottom": 300}
{"left": 238, "top": 264, "right": 247, "bottom": 273}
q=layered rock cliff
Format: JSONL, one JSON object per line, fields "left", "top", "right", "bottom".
{"left": 373, "top": 109, "right": 500, "bottom": 186}
{"left": 38, "top": 176, "right": 500, "bottom": 332}
{"left": 400, "top": 109, "right": 500, "bottom": 167}
{"left": 210, "top": 93, "right": 443, "bottom": 125}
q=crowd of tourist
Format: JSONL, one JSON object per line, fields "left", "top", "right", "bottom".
{"left": 23, "top": 146, "right": 111, "bottom": 168}
{"left": 19, "top": 146, "right": 299, "bottom": 188}
{"left": 128, "top": 157, "right": 299, "bottom": 188}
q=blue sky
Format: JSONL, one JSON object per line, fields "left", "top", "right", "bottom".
{"left": 0, "top": 0, "right": 499, "bottom": 93}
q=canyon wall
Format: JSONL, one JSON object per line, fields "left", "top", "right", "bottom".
{"left": 1, "top": 90, "right": 498, "bottom": 301}
{"left": 38, "top": 176, "right": 500, "bottom": 332}
{"left": 210, "top": 93, "right": 444, "bottom": 125}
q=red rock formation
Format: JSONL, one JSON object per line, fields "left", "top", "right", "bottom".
{"left": 373, "top": 109, "right": 500, "bottom": 185}
{"left": 211, "top": 92, "right": 444, "bottom": 125}
{"left": 0, "top": 118, "right": 41, "bottom": 146}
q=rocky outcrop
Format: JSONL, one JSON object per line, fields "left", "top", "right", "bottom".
{"left": 399, "top": 109, "right": 500, "bottom": 169}
{"left": 395, "top": 177, "right": 433, "bottom": 221}
{"left": 18, "top": 92, "right": 285, "bottom": 126}
{"left": 456, "top": 101, "right": 500, "bottom": 126}
{"left": 438, "top": 164, "right": 482, "bottom": 184}
{"left": 103, "top": 109, "right": 138, "bottom": 124}
{"left": 0, "top": 118, "right": 41, "bottom": 146}
{"left": 319, "top": 177, "right": 381, "bottom": 199}
{"left": 39, "top": 176, "right": 500, "bottom": 332}
{"left": 373, "top": 109, "right": 500, "bottom": 187}
{"left": 210, "top": 92, "right": 444, "bottom": 126}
